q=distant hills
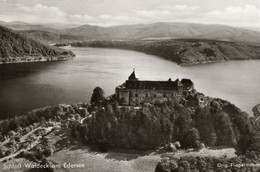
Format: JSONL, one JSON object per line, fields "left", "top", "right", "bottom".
{"left": 20, "top": 30, "right": 83, "bottom": 44}
{"left": 1, "top": 22, "right": 260, "bottom": 44}
{"left": 63, "top": 23, "right": 260, "bottom": 44}
{"left": 0, "top": 21, "right": 78, "bottom": 31}
{"left": 0, "top": 25, "right": 75, "bottom": 64}
{"left": 1, "top": 21, "right": 260, "bottom": 65}
{"left": 0, "top": 21, "right": 82, "bottom": 43}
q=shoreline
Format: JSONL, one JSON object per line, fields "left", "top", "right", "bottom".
{"left": 179, "top": 59, "right": 227, "bottom": 66}
{"left": 0, "top": 55, "right": 74, "bottom": 65}
{"left": 67, "top": 42, "right": 260, "bottom": 66}
{"left": 70, "top": 45, "right": 256, "bottom": 66}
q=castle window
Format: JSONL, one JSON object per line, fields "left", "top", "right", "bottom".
{"left": 146, "top": 93, "right": 149, "bottom": 97}
{"left": 135, "top": 94, "right": 138, "bottom": 97}
{"left": 164, "top": 93, "right": 166, "bottom": 97}
{"left": 154, "top": 94, "right": 156, "bottom": 98}
{"left": 129, "top": 92, "right": 132, "bottom": 97}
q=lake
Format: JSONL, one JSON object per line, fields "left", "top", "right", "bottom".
{"left": 0, "top": 47, "right": 259, "bottom": 119}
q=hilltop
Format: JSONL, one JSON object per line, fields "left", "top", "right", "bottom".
{"left": 63, "top": 22, "right": 260, "bottom": 44}
{"left": 0, "top": 89, "right": 259, "bottom": 171}
{"left": 69, "top": 39, "right": 260, "bottom": 65}
{"left": 20, "top": 30, "right": 83, "bottom": 44}
{"left": 2, "top": 22, "right": 260, "bottom": 44}
{"left": 0, "top": 25, "right": 75, "bottom": 64}
{"left": 0, "top": 81, "right": 259, "bottom": 171}
{"left": 0, "top": 21, "right": 78, "bottom": 31}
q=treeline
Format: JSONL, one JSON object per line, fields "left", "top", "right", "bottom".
{"left": 75, "top": 92, "right": 259, "bottom": 153}
{"left": 155, "top": 151, "right": 260, "bottom": 172}
{"left": 71, "top": 40, "right": 260, "bottom": 65}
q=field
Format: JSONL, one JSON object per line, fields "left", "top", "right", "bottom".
{"left": 0, "top": 143, "right": 236, "bottom": 172}
{"left": 48, "top": 147, "right": 236, "bottom": 172}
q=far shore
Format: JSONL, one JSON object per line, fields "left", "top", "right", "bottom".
{"left": 56, "top": 39, "right": 260, "bottom": 66}
{"left": 0, "top": 56, "right": 74, "bottom": 65}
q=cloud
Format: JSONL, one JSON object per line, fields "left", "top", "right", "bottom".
{"left": 134, "top": 4, "right": 199, "bottom": 22}
{"left": 16, "top": 4, "right": 66, "bottom": 18}
{"left": 0, "top": 3, "right": 68, "bottom": 23}
{"left": 1, "top": 2, "right": 259, "bottom": 27}
{"left": 0, "top": 3, "right": 132, "bottom": 25}
{"left": 159, "top": 5, "right": 199, "bottom": 11}
{"left": 98, "top": 15, "right": 129, "bottom": 21}
{"left": 206, "top": 5, "right": 260, "bottom": 26}
{"left": 67, "top": 14, "right": 130, "bottom": 26}
{"left": 69, "top": 14, "right": 97, "bottom": 22}
{"left": 135, "top": 9, "right": 170, "bottom": 19}
{"left": 0, "top": 3, "right": 201, "bottom": 26}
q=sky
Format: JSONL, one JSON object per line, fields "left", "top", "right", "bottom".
{"left": 0, "top": 0, "right": 260, "bottom": 27}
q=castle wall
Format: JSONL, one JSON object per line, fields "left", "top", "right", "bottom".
{"left": 119, "top": 89, "right": 182, "bottom": 106}
{"left": 115, "top": 76, "right": 194, "bottom": 106}
{"left": 117, "top": 89, "right": 130, "bottom": 105}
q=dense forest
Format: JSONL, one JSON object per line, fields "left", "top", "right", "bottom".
{"left": 65, "top": 88, "right": 260, "bottom": 154}
{"left": 1, "top": 88, "right": 259, "bottom": 152}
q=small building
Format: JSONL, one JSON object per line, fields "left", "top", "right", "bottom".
{"left": 115, "top": 70, "right": 194, "bottom": 106}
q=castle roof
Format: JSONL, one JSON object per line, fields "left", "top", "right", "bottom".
{"left": 122, "top": 71, "right": 193, "bottom": 90}
{"left": 125, "top": 80, "right": 178, "bottom": 90}
{"left": 128, "top": 71, "right": 138, "bottom": 81}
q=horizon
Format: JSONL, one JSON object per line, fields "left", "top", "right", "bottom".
{"left": 0, "top": 0, "right": 260, "bottom": 28}
{"left": 1, "top": 20, "right": 260, "bottom": 30}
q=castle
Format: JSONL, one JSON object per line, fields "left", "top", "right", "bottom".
{"left": 115, "top": 70, "right": 194, "bottom": 106}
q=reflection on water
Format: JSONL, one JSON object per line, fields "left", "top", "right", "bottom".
{"left": 0, "top": 47, "right": 260, "bottom": 119}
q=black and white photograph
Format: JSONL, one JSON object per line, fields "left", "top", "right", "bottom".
{"left": 0, "top": 0, "right": 260, "bottom": 171}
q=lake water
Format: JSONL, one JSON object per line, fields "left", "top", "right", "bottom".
{"left": 0, "top": 47, "right": 259, "bottom": 119}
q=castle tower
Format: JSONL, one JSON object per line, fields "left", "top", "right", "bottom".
{"left": 128, "top": 68, "right": 138, "bottom": 81}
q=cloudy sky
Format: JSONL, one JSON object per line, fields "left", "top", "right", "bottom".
{"left": 0, "top": 0, "right": 260, "bottom": 27}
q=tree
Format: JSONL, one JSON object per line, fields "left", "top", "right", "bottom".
{"left": 75, "top": 114, "right": 81, "bottom": 121}
{"left": 183, "top": 128, "right": 201, "bottom": 148}
{"left": 90, "top": 87, "right": 105, "bottom": 104}
{"left": 0, "top": 146, "right": 6, "bottom": 158}
{"left": 43, "top": 145, "right": 55, "bottom": 157}
{"left": 214, "top": 111, "right": 237, "bottom": 146}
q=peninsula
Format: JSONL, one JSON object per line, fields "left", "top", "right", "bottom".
{"left": 0, "top": 72, "right": 259, "bottom": 171}
{"left": 0, "top": 25, "right": 75, "bottom": 64}
{"left": 67, "top": 39, "right": 260, "bottom": 66}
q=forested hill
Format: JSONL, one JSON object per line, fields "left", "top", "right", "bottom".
{"left": 0, "top": 25, "right": 75, "bottom": 64}
{"left": 1, "top": 22, "right": 259, "bottom": 44}
{"left": 63, "top": 23, "right": 260, "bottom": 44}
{"left": 19, "top": 30, "right": 84, "bottom": 44}
{"left": 70, "top": 40, "right": 260, "bottom": 66}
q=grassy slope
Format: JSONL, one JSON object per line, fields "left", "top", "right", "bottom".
{"left": 0, "top": 140, "right": 236, "bottom": 172}
{"left": 71, "top": 39, "right": 260, "bottom": 65}
{"left": 0, "top": 146, "right": 236, "bottom": 172}
{"left": 48, "top": 149, "right": 160, "bottom": 172}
